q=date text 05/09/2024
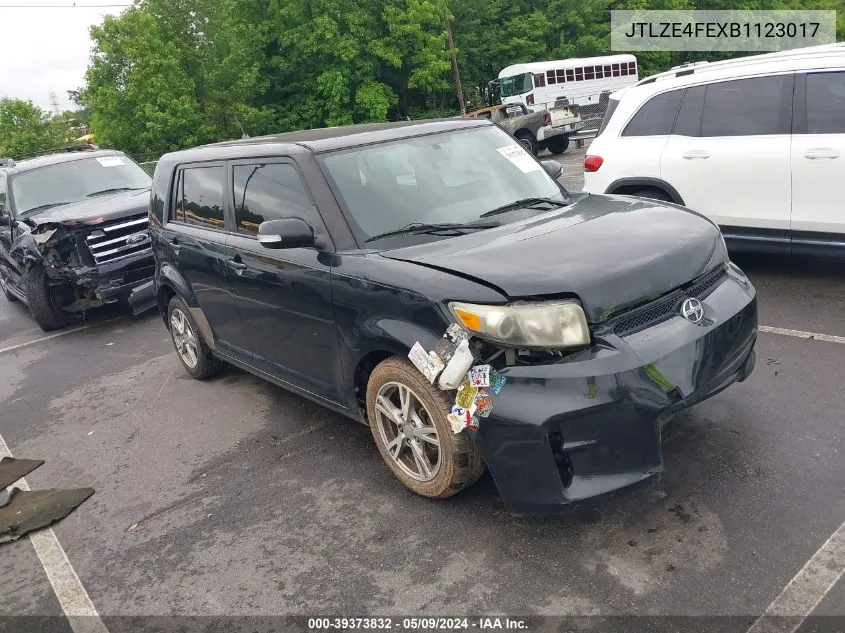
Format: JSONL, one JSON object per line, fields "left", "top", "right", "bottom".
{"left": 307, "top": 617, "right": 529, "bottom": 630}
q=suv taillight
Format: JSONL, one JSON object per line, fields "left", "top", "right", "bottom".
{"left": 584, "top": 155, "right": 603, "bottom": 172}
{"left": 543, "top": 112, "right": 551, "bottom": 127}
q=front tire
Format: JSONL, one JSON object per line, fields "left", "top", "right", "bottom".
{"left": 366, "top": 357, "right": 484, "bottom": 499}
{"left": 546, "top": 134, "right": 570, "bottom": 155}
{"left": 166, "top": 296, "right": 224, "bottom": 379}
{"left": 516, "top": 132, "right": 538, "bottom": 156}
{"left": 24, "top": 266, "right": 66, "bottom": 331}
{"left": 0, "top": 268, "right": 18, "bottom": 302}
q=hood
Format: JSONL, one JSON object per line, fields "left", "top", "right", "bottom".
{"left": 26, "top": 189, "right": 150, "bottom": 226}
{"left": 379, "top": 195, "right": 725, "bottom": 322}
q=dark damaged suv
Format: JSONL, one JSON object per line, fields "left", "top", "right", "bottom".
{"left": 0, "top": 149, "right": 154, "bottom": 330}
{"left": 150, "top": 119, "right": 757, "bottom": 516}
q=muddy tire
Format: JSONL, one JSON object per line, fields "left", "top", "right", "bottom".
{"left": 546, "top": 134, "right": 570, "bottom": 155}
{"left": 167, "top": 295, "right": 224, "bottom": 379}
{"left": 366, "top": 356, "right": 485, "bottom": 499}
{"left": 0, "top": 268, "right": 17, "bottom": 302}
{"left": 24, "top": 266, "right": 66, "bottom": 331}
{"left": 516, "top": 132, "right": 538, "bottom": 156}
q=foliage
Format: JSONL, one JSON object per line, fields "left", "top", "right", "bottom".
{"left": 69, "top": 0, "right": 845, "bottom": 158}
{"left": 0, "top": 99, "right": 74, "bottom": 159}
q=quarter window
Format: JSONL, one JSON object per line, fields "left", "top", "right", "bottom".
{"left": 699, "top": 75, "right": 790, "bottom": 137}
{"left": 622, "top": 89, "right": 684, "bottom": 137}
{"left": 805, "top": 71, "right": 845, "bottom": 134}
{"left": 232, "top": 163, "right": 313, "bottom": 235}
{"left": 176, "top": 166, "right": 225, "bottom": 229}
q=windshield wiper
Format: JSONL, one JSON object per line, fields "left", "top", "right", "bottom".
{"left": 364, "top": 222, "right": 499, "bottom": 243}
{"left": 86, "top": 187, "right": 148, "bottom": 197}
{"left": 480, "top": 197, "right": 566, "bottom": 218}
{"left": 20, "top": 202, "right": 68, "bottom": 215}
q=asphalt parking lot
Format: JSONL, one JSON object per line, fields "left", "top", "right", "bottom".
{"left": 1, "top": 143, "right": 843, "bottom": 633}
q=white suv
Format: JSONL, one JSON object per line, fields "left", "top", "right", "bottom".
{"left": 583, "top": 43, "right": 845, "bottom": 257}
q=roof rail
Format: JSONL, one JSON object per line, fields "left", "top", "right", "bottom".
{"left": 637, "top": 43, "right": 845, "bottom": 87}
{"left": 16, "top": 143, "right": 100, "bottom": 161}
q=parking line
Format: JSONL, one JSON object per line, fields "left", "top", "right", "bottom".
{"left": 0, "top": 318, "right": 121, "bottom": 356}
{"left": 758, "top": 325, "right": 845, "bottom": 345}
{"left": 745, "top": 519, "right": 845, "bottom": 633}
{"left": 0, "top": 434, "right": 110, "bottom": 633}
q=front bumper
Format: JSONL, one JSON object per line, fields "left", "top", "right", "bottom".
{"left": 472, "top": 273, "right": 757, "bottom": 516}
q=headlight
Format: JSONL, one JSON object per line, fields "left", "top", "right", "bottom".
{"left": 448, "top": 300, "right": 590, "bottom": 349}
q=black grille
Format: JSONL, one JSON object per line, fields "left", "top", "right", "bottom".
{"left": 609, "top": 266, "right": 728, "bottom": 337}
{"left": 85, "top": 213, "right": 150, "bottom": 265}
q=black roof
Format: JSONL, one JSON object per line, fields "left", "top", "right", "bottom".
{"left": 160, "top": 119, "right": 488, "bottom": 165}
{"left": 0, "top": 149, "right": 127, "bottom": 175}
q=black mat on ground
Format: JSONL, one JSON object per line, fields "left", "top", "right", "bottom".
{"left": 0, "top": 457, "right": 44, "bottom": 489}
{"left": 0, "top": 487, "right": 94, "bottom": 545}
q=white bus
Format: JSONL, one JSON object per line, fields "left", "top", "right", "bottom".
{"left": 496, "top": 54, "right": 639, "bottom": 110}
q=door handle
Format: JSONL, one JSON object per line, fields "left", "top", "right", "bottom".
{"left": 682, "top": 150, "right": 710, "bottom": 159}
{"left": 804, "top": 148, "right": 840, "bottom": 159}
{"left": 227, "top": 256, "right": 248, "bottom": 274}
{"left": 168, "top": 236, "right": 180, "bottom": 254}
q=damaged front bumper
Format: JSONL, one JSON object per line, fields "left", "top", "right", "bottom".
{"left": 472, "top": 275, "right": 757, "bottom": 516}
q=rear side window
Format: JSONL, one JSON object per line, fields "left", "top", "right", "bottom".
{"left": 232, "top": 163, "right": 313, "bottom": 235}
{"left": 175, "top": 166, "right": 225, "bottom": 229}
{"left": 622, "top": 90, "right": 683, "bottom": 137}
{"left": 674, "top": 86, "right": 706, "bottom": 136}
{"left": 699, "top": 75, "right": 790, "bottom": 137}
{"left": 805, "top": 71, "right": 845, "bottom": 134}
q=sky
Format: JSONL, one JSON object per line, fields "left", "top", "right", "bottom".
{"left": 0, "top": 0, "right": 128, "bottom": 113}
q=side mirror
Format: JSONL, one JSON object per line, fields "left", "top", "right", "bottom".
{"left": 257, "top": 217, "right": 315, "bottom": 249}
{"left": 541, "top": 160, "right": 563, "bottom": 179}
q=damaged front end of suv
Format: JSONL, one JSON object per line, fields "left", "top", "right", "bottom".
{"left": 24, "top": 213, "right": 154, "bottom": 313}
{"left": 0, "top": 150, "right": 156, "bottom": 330}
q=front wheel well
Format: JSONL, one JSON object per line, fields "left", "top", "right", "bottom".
{"left": 157, "top": 283, "right": 176, "bottom": 323}
{"left": 607, "top": 180, "right": 683, "bottom": 205}
{"left": 354, "top": 350, "right": 395, "bottom": 417}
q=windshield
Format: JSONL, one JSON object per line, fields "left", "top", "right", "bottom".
{"left": 11, "top": 155, "right": 151, "bottom": 215}
{"left": 321, "top": 126, "right": 565, "bottom": 244}
{"left": 500, "top": 73, "right": 533, "bottom": 98}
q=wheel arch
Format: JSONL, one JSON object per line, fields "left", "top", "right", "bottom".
{"left": 605, "top": 177, "right": 685, "bottom": 205}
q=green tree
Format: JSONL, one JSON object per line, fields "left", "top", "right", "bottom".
{"left": 0, "top": 99, "right": 72, "bottom": 159}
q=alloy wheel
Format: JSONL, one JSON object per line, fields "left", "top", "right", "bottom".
{"left": 170, "top": 308, "right": 199, "bottom": 369}
{"left": 374, "top": 381, "right": 441, "bottom": 482}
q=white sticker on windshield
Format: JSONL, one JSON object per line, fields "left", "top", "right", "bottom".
{"left": 96, "top": 156, "right": 125, "bottom": 167}
{"left": 496, "top": 145, "right": 541, "bottom": 173}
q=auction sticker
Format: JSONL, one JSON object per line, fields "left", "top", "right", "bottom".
{"left": 496, "top": 145, "right": 540, "bottom": 173}
{"left": 97, "top": 156, "right": 125, "bottom": 167}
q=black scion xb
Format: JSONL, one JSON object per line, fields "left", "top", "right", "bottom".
{"left": 149, "top": 119, "right": 757, "bottom": 516}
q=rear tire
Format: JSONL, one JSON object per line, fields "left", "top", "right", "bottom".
{"left": 515, "top": 132, "right": 538, "bottom": 156}
{"left": 166, "top": 296, "right": 224, "bottom": 379}
{"left": 366, "top": 356, "right": 485, "bottom": 499}
{"left": 627, "top": 187, "right": 672, "bottom": 202}
{"left": 546, "top": 134, "right": 570, "bottom": 155}
{"left": 24, "top": 266, "right": 66, "bottom": 331}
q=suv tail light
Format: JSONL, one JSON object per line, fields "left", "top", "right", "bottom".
{"left": 543, "top": 112, "right": 551, "bottom": 127}
{"left": 584, "top": 155, "right": 603, "bottom": 172}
